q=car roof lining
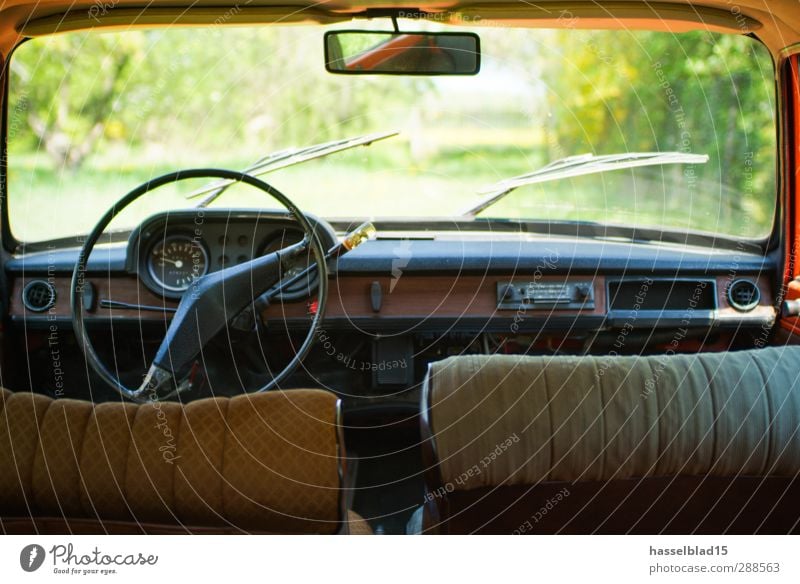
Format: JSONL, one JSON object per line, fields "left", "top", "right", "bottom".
{"left": 14, "top": 3, "right": 762, "bottom": 36}
{"left": 0, "top": 1, "right": 798, "bottom": 57}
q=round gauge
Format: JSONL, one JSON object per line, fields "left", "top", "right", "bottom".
{"left": 147, "top": 235, "right": 209, "bottom": 293}
{"left": 260, "top": 228, "right": 317, "bottom": 300}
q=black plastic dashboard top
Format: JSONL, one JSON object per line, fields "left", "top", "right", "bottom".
{"left": 6, "top": 235, "right": 776, "bottom": 276}
{"left": 332, "top": 238, "right": 776, "bottom": 275}
{"left": 6, "top": 245, "right": 128, "bottom": 273}
{"left": 4, "top": 210, "right": 777, "bottom": 277}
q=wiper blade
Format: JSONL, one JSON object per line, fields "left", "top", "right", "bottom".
{"left": 461, "top": 151, "right": 710, "bottom": 217}
{"left": 186, "top": 130, "right": 399, "bottom": 207}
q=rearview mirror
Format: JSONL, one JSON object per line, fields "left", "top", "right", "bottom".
{"left": 324, "top": 30, "right": 480, "bottom": 76}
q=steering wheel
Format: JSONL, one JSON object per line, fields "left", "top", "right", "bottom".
{"left": 71, "top": 169, "right": 332, "bottom": 403}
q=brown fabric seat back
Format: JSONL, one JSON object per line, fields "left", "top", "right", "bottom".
{"left": 421, "top": 348, "right": 800, "bottom": 534}
{"left": 0, "top": 388, "right": 349, "bottom": 534}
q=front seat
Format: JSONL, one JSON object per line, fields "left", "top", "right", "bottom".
{"left": 0, "top": 388, "right": 371, "bottom": 534}
{"left": 415, "top": 347, "right": 800, "bottom": 534}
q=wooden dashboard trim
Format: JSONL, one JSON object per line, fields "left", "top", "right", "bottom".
{"left": 8, "top": 273, "right": 774, "bottom": 325}
{"left": 9, "top": 274, "right": 605, "bottom": 322}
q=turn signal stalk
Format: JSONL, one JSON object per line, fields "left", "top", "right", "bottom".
{"left": 258, "top": 221, "right": 377, "bottom": 307}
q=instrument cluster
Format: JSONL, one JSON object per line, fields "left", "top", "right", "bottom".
{"left": 129, "top": 210, "right": 337, "bottom": 301}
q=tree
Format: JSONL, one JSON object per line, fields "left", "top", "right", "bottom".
{"left": 11, "top": 34, "right": 142, "bottom": 170}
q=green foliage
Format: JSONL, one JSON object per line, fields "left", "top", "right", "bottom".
{"left": 538, "top": 29, "right": 776, "bottom": 232}
{"left": 10, "top": 28, "right": 420, "bottom": 166}
{"left": 6, "top": 25, "right": 777, "bottom": 242}
{"left": 10, "top": 33, "right": 142, "bottom": 167}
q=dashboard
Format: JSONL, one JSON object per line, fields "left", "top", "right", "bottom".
{"left": 4, "top": 210, "right": 780, "bottom": 401}
{"left": 6, "top": 210, "right": 777, "bottom": 331}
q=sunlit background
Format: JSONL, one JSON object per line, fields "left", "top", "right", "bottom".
{"left": 6, "top": 22, "right": 776, "bottom": 242}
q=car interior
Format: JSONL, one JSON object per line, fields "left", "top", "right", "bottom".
{"left": 0, "top": 0, "right": 799, "bottom": 536}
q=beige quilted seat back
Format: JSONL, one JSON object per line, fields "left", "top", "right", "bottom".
{"left": 428, "top": 348, "right": 800, "bottom": 489}
{"left": 0, "top": 388, "right": 365, "bottom": 534}
{"left": 420, "top": 347, "right": 800, "bottom": 533}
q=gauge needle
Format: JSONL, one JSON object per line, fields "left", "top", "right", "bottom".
{"left": 159, "top": 256, "right": 183, "bottom": 268}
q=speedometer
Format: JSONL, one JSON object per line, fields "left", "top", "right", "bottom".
{"left": 147, "top": 234, "right": 209, "bottom": 293}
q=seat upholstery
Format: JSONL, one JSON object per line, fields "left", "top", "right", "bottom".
{"left": 419, "top": 347, "right": 800, "bottom": 534}
{"left": 0, "top": 388, "right": 371, "bottom": 534}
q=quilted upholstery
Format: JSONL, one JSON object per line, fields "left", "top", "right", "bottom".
{"left": 0, "top": 388, "right": 366, "bottom": 534}
{"left": 427, "top": 347, "right": 800, "bottom": 490}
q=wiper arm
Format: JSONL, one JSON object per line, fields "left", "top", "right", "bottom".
{"left": 186, "top": 130, "right": 399, "bottom": 208}
{"left": 461, "top": 151, "right": 710, "bottom": 217}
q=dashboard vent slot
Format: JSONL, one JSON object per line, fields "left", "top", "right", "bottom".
{"left": 608, "top": 279, "right": 716, "bottom": 312}
{"left": 22, "top": 280, "right": 56, "bottom": 312}
{"left": 727, "top": 279, "right": 760, "bottom": 312}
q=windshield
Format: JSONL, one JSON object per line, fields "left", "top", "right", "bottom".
{"left": 6, "top": 23, "right": 776, "bottom": 243}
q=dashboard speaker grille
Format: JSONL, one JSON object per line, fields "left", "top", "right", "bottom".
{"left": 727, "top": 279, "right": 760, "bottom": 312}
{"left": 22, "top": 280, "right": 56, "bottom": 312}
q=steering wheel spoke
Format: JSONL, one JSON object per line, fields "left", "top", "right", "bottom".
{"left": 151, "top": 247, "right": 285, "bottom": 379}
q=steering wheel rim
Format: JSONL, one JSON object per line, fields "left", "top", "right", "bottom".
{"left": 71, "top": 168, "right": 329, "bottom": 402}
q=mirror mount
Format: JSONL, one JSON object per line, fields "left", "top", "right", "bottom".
{"left": 359, "top": 8, "right": 434, "bottom": 22}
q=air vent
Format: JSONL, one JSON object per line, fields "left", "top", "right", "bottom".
{"left": 22, "top": 280, "right": 56, "bottom": 312}
{"left": 727, "top": 279, "right": 760, "bottom": 312}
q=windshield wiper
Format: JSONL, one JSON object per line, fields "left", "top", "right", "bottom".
{"left": 461, "top": 151, "right": 710, "bottom": 217}
{"left": 186, "top": 130, "right": 399, "bottom": 207}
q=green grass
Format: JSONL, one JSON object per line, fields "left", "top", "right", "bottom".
{"left": 7, "top": 145, "right": 773, "bottom": 243}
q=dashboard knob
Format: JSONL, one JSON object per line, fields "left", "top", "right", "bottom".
{"left": 782, "top": 299, "right": 800, "bottom": 318}
{"left": 500, "top": 284, "right": 517, "bottom": 303}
